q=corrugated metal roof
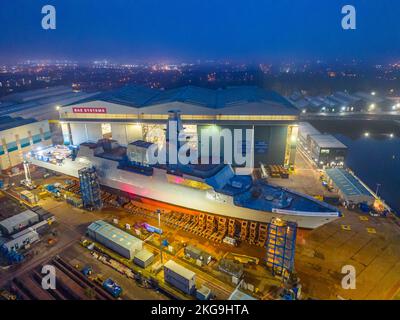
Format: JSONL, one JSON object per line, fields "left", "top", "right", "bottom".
{"left": 326, "top": 168, "right": 373, "bottom": 197}
{"left": 1, "top": 86, "right": 72, "bottom": 103}
{"left": 0, "top": 116, "right": 37, "bottom": 132}
{"left": 0, "top": 210, "right": 38, "bottom": 231}
{"left": 299, "top": 122, "right": 320, "bottom": 139}
{"left": 134, "top": 249, "right": 154, "bottom": 261}
{"left": 309, "top": 134, "right": 347, "bottom": 149}
{"left": 67, "top": 85, "right": 298, "bottom": 113}
{"left": 164, "top": 260, "right": 196, "bottom": 280}
{"left": 88, "top": 220, "right": 142, "bottom": 251}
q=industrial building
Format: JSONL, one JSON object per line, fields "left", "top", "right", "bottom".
{"left": 0, "top": 85, "right": 99, "bottom": 121}
{"left": 0, "top": 210, "right": 39, "bottom": 236}
{"left": 325, "top": 168, "right": 375, "bottom": 205}
{"left": 298, "top": 122, "right": 347, "bottom": 168}
{"left": 87, "top": 220, "right": 143, "bottom": 259}
{"left": 288, "top": 90, "right": 391, "bottom": 113}
{"left": 0, "top": 116, "right": 52, "bottom": 171}
{"left": 59, "top": 85, "right": 300, "bottom": 168}
{"left": 184, "top": 245, "right": 212, "bottom": 265}
{"left": 2, "top": 230, "right": 39, "bottom": 253}
{"left": 133, "top": 249, "right": 155, "bottom": 268}
{"left": 163, "top": 260, "right": 196, "bottom": 295}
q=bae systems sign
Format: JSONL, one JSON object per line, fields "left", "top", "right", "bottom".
{"left": 72, "top": 107, "right": 107, "bottom": 113}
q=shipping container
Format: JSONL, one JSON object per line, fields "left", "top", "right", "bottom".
{"left": 163, "top": 260, "right": 196, "bottom": 295}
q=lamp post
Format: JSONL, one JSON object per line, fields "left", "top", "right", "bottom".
{"left": 375, "top": 183, "right": 381, "bottom": 197}
{"left": 157, "top": 209, "right": 163, "bottom": 263}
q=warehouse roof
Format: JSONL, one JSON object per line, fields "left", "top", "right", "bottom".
{"left": 164, "top": 260, "right": 196, "bottom": 280}
{"left": 66, "top": 85, "right": 298, "bottom": 114}
{"left": 325, "top": 168, "right": 373, "bottom": 197}
{"left": 299, "top": 122, "right": 320, "bottom": 140}
{"left": 0, "top": 210, "right": 38, "bottom": 233}
{"left": 0, "top": 87, "right": 99, "bottom": 118}
{"left": 0, "top": 116, "right": 37, "bottom": 132}
{"left": 1, "top": 86, "right": 72, "bottom": 103}
{"left": 3, "top": 230, "right": 39, "bottom": 251}
{"left": 134, "top": 249, "right": 154, "bottom": 261}
{"left": 88, "top": 220, "right": 142, "bottom": 251}
{"left": 309, "top": 134, "right": 347, "bottom": 149}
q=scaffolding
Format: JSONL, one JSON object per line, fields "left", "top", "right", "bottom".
{"left": 266, "top": 218, "right": 297, "bottom": 278}
{"left": 78, "top": 167, "right": 102, "bottom": 210}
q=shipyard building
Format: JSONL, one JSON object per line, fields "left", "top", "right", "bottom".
{"left": 298, "top": 122, "right": 347, "bottom": 168}
{"left": 0, "top": 117, "right": 52, "bottom": 171}
{"left": 0, "top": 85, "right": 98, "bottom": 121}
{"left": 87, "top": 220, "right": 143, "bottom": 259}
{"left": 59, "top": 86, "right": 299, "bottom": 168}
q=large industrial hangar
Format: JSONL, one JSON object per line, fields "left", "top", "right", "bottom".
{"left": 59, "top": 85, "right": 299, "bottom": 168}
{"left": 0, "top": 116, "right": 52, "bottom": 171}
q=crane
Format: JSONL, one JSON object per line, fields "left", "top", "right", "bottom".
{"left": 20, "top": 160, "right": 36, "bottom": 190}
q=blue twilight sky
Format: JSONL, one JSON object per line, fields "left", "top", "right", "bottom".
{"left": 0, "top": 0, "right": 399, "bottom": 63}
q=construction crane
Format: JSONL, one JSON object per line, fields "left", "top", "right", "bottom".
{"left": 20, "top": 160, "right": 36, "bottom": 190}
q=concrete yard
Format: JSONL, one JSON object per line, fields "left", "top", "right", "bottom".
{"left": 296, "top": 209, "right": 400, "bottom": 300}
{"left": 273, "top": 151, "right": 400, "bottom": 300}
{"left": 2, "top": 148, "right": 400, "bottom": 300}
{"left": 268, "top": 151, "right": 337, "bottom": 198}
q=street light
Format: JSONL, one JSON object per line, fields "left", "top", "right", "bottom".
{"left": 55, "top": 105, "right": 60, "bottom": 111}
{"left": 364, "top": 132, "right": 370, "bottom": 137}
{"left": 157, "top": 209, "right": 163, "bottom": 263}
{"left": 375, "top": 183, "right": 381, "bottom": 197}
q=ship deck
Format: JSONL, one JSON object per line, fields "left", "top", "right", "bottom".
{"left": 234, "top": 181, "right": 338, "bottom": 214}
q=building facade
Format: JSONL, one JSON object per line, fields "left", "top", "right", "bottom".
{"left": 0, "top": 117, "right": 51, "bottom": 171}
{"left": 298, "top": 122, "right": 347, "bottom": 168}
{"left": 59, "top": 86, "right": 299, "bottom": 169}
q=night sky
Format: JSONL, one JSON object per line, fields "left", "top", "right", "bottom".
{"left": 1, "top": 0, "right": 399, "bottom": 63}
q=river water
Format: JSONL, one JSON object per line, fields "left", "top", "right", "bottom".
{"left": 310, "top": 120, "right": 400, "bottom": 214}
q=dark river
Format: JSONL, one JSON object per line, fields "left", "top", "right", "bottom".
{"left": 310, "top": 120, "right": 400, "bottom": 214}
